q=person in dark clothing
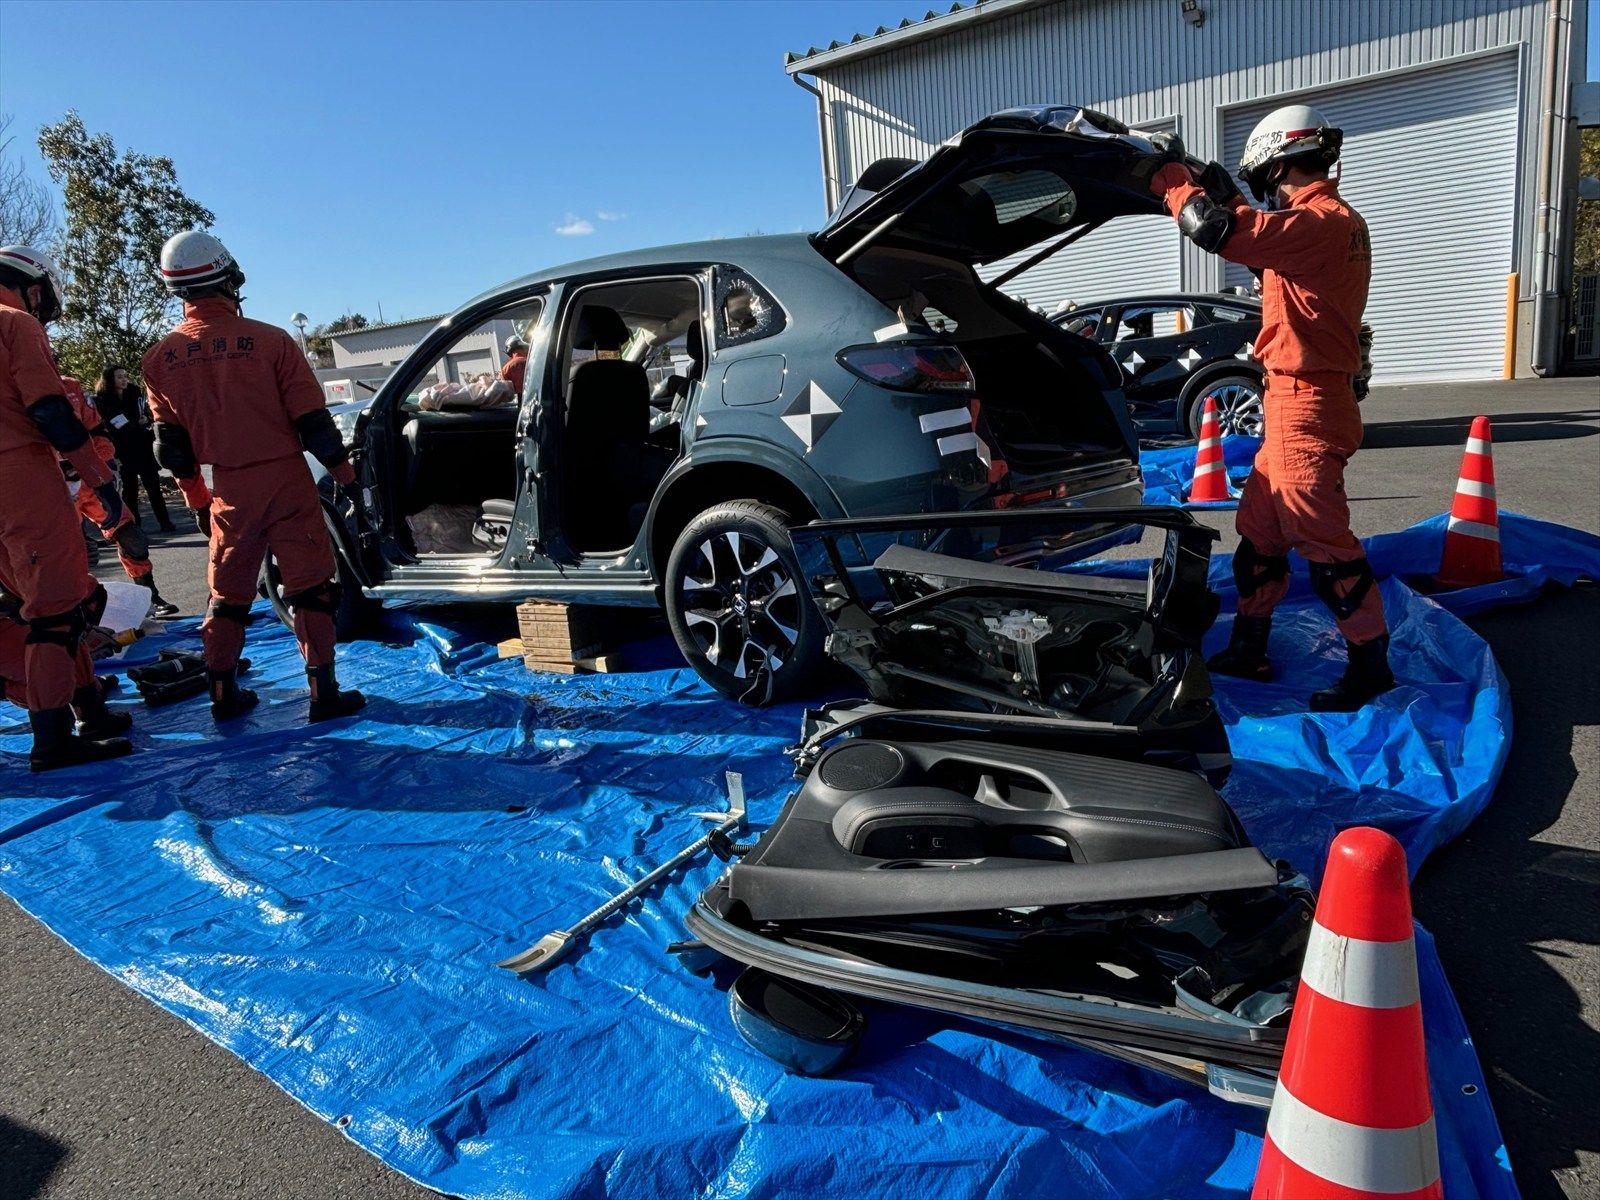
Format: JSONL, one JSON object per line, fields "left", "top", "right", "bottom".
{"left": 94, "top": 364, "right": 175, "bottom": 531}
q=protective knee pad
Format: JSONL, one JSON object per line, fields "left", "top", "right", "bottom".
{"left": 1232, "top": 537, "right": 1290, "bottom": 599}
{"left": 1309, "top": 557, "right": 1377, "bottom": 621}
{"left": 27, "top": 605, "right": 87, "bottom": 651}
{"left": 283, "top": 579, "right": 340, "bottom": 616}
{"left": 114, "top": 521, "right": 150, "bottom": 561}
{"left": 206, "top": 599, "right": 255, "bottom": 627}
{"left": 82, "top": 583, "right": 109, "bottom": 627}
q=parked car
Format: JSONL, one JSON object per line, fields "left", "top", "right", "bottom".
{"left": 272, "top": 106, "right": 1199, "bottom": 702}
{"left": 1056, "top": 293, "right": 1374, "bottom": 440}
{"left": 1054, "top": 293, "right": 1266, "bottom": 438}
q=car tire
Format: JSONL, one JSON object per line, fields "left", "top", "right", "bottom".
{"left": 262, "top": 549, "right": 374, "bottom": 643}
{"left": 665, "top": 500, "right": 823, "bottom": 705}
{"left": 1186, "top": 373, "right": 1265, "bottom": 439}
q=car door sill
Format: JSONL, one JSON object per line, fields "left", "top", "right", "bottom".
{"left": 366, "top": 564, "right": 656, "bottom": 604}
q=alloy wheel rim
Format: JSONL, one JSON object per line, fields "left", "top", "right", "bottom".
{"left": 681, "top": 529, "right": 800, "bottom": 680}
{"left": 1207, "top": 382, "right": 1265, "bottom": 437}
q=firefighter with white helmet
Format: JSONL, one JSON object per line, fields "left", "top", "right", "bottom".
{"left": 1151, "top": 105, "right": 1392, "bottom": 712}
{"left": 0, "top": 245, "right": 135, "bottom": 768}
{"left": 142, "top": 230, "right": 365, "bottom": 724}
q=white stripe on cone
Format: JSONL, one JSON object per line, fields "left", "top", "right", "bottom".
{"left": 1454, "top": 478, "right": 1496, "bottom": 499}
{"left": 1265, "top": 1085, "right": 1441, "bottom": 1196}
{"left": 1194, "top": 459, "right": 1225, "bottom": 476}
{"left": 1447, "top": 517, "right": 1501, "bottom": 542}
{"left": 1297, "top": 921, "right": 1421, "bottom": 1010}
{"left": 1465, "top": 436, "right": 1492, "bottom": 456}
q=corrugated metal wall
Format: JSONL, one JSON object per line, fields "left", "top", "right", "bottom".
{"left": 807, "top": 0, "right": 1552, "bottom": 363}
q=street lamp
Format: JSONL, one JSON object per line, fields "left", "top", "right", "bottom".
{"left": 291, "top": 312, "right": 310, "bottom": 361}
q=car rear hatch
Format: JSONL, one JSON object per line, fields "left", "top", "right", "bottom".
{"left": 812, "top": 106, "right": 1173, "bottom": 503}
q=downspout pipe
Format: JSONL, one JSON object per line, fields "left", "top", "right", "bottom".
{"left": 1532, "top": 0, "right": 1574, "bottom": 375}
{"left": 792, "top": 72, "right": 839, "bottom": 216}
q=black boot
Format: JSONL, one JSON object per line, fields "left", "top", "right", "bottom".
{"left": 134, "top": 573, "right": 181, "bottom": 619}
{"left": 1310, "top": 635, "right": 1396, "bottom": 713}
{"left": 29, "top": 706, "right": 132, "bottom": 772}
{"left": 1207, "top": 615, "right": 1274, "bottom": 681}
{"left": 72, "top": 682, "right": 133, "bottom": 739}
{"left": 209, "top": 667, "right": 259, "bottom": 721}
{"left": 307, "top": 663, "right": 365, "bottom": 723}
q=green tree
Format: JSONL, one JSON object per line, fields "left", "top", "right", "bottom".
{"left": 307, "top": 312, "right": 370, "bottom": 367}
{"left": 1575, "top": 127, "right": 1600, "bottom": 283}
{"left": 37, "top": 111, "right": 214, "bottom": 383}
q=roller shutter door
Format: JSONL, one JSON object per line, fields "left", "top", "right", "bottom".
{"left": 981, "top": 120, "right": 1182, "bottom": 314}
{"left": 1223, "top": 52, "right": 1519, "bottom": 383}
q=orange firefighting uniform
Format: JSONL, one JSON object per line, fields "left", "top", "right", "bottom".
{"left": 0, "top": 285, "right": 113, "bottom": 712}
{"left": 0, "top": 567, "right": 100, "bottom": 709}
{"left": 61, "top": 374, "right": 156, "bottom": 586}
{"left": 499, "top": 350, "right": 528, "bottom": 398}
{"left": 142, "top": 298, "right": 354, "bottom": 672}
{"left": 1157, "top": 172, "right": 1385, "bottom": 645}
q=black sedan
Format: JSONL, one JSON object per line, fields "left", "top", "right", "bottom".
{"left": 1053, "top": 292, "right": 1266, "bottom": 438}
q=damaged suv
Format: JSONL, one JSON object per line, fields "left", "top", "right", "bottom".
{"left": 292, "top": 107, "right": 1184, "bottom": 699}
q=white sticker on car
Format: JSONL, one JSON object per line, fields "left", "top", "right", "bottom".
{"left": 873, "top": 322, "right": 910, "bottom": 342}
{"left": 780, "top": 382, "right": 842, "bottom": 452}
{"left": 918, "top": 408, "right": 970, "bottom": 434}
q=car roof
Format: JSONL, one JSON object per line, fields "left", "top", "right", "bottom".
{"left": 1061, "top": 292, "right": 1262, "bottom": 314}
{"left": 453, "top": 233, "right": 817, "bottom": 313}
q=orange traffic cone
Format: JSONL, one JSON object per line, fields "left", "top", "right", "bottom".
{"left": 1187, "top": 395, "right": 1229, "bottom": 503}
{"left": 1436, "top": 415, "right": 1503, "bottom": 588}
{"left": 1252, "top": 826, "right": 1441, "bottom": 1199}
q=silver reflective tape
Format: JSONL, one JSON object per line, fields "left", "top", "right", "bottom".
{"left": 1193, "top": 459, "right": 1225, "bottom": 477}
{"left": 874, "top": 322, "right": 909, "bottom": 342}
{"left": 936, "top": 431, "right": 981, "bottom": 456}
{"left": 1266, "top": 1083, "right": 1440, "bottom": 1195}
{"left": 1299, "top": 920, "right": 1420, "bottom": 1009}
{"left": 1465, "top": 436, "right": 1492, "bottom": 457}
{"left": 1454, "top": 478, "right": 1496, "bottom": 499}
{"left": 919, "top": 408, "right": 971, "bottom": 434}
{"left": 1447, "top": 517, "right": 1500, "bottom": 542}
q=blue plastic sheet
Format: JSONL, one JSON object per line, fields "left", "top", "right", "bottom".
{"left": 4, "top": 511, "right": 1578, "bottom": 1199}
{"left": 1141, "top": 434, "right": 1261, "bottom": 508}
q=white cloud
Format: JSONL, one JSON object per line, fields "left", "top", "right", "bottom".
{"left": 597, "top": 211, "right": 627, "bottom": 222}
{"left": 555, "top": 214, "right": 595, "bottom": 236}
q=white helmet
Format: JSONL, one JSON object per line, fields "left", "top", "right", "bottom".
{"left": 159, "top": 230, "right": 245, "bottom": 298}
{"left": 505, "top": 334, "right": 528, "bottom": 354}
{"left": 0, "top": 245, "right": 66, "bottom": 323}
{"left": 1238, "top": 104, "right": 1343, "bottom": 201}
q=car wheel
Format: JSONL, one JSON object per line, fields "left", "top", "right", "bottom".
{"left": 1188, "top": 375, "right": 1265, "bottom": 439}
{"left": 262, "top": 550, "right": 373, "bottom": 642}
{"left": 665, "top": 500, "right": 822, "bottom": 705}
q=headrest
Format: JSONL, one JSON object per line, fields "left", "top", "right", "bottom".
{"left": 685, "top": 319, "right": 705, "bottom": 372}
{"left": 573, "top": 305, "right": 631, "bottom": 352}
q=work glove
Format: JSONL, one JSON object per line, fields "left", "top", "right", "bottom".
{"left": 1147, "top": 129, "right": 1186, "bottom": 165}
{"left": 92, "top": 480, "right": 126, "bottom": 529}
{"left": 193, "top": 505, "right": 212, "bottom": 538}
{"left": 1196, "top": 159, "right": 1243, "bottom": 205}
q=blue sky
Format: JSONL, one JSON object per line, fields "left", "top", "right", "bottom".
{"left": 0, "top": 0, "right": 916, "bottom": 330}
{"left": 2, "top": 0, "right": 1597, "bottom": 334}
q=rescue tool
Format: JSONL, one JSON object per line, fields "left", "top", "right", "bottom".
{"left": 499, "top": 772, "right": 749, "bottom": 974}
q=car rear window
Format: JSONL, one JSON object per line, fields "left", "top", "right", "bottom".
{"left": 713, "top": 267, "right": 786, "bottom": 349}
{"left": 962, "top": 169, "right": 1078, "bottom": 227}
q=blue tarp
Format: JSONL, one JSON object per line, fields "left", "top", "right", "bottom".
{"left": 1141, "top": 434, "right": 1261, "bottom": 508}
{"left": 5, "top": 511, "right": 1595, "bottom": 1199}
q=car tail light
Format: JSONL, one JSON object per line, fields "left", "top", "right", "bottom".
{"left": 837, "top": 343, "right": 976, "bottom": 393}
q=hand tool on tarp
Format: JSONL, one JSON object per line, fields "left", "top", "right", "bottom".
{"left": 498, "top": 772, "right": 748, "bottom": 974}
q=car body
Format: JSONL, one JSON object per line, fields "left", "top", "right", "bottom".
{"left": 1054, "top": 293, "right": 1266, "bottom": 437}
{"left": 286, "top": 106, "right": 1198, "bottom": 700}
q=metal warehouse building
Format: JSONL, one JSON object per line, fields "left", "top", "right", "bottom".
{"left": 786, "top": 0, "right": 1590, "bottom": 381}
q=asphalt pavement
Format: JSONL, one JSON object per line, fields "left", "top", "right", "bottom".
{"left": 1, "top": 377, "right": 1596, "bottom": 1199}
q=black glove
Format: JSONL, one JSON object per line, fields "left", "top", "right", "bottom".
{"left": 1196, "top": 160, "right": 1242, "bottom": 205}
{"left": 1148, "top": 129, "right": 1186, "bottom": 164}
{"left": 193, "top": 506, "right": 212, "bottom": 538}
{"left": 93, "top": 480, "right": 125, "bottom": 528}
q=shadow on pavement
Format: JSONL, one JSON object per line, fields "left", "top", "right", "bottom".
{"left": 1361, "top": 409, "right": 1599, "bottom": 450}
{"left": 0, "top": 1115, "right": 70, "bottom": 1199}
{"left": 1414, "top": 587, "right": 1600, "bottom": 1200}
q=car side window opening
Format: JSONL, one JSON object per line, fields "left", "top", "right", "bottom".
{"left": 713, "top": 267, "right": 785, "bottom": 348}
{"left": 560, "top": 276, "right": 703, "bottom": 554}
{"left": 1112, "top": 304, "right": 1194, "bottom": 341}
{"left": 385, "top": 299, "right": 543, "bottom": 558}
